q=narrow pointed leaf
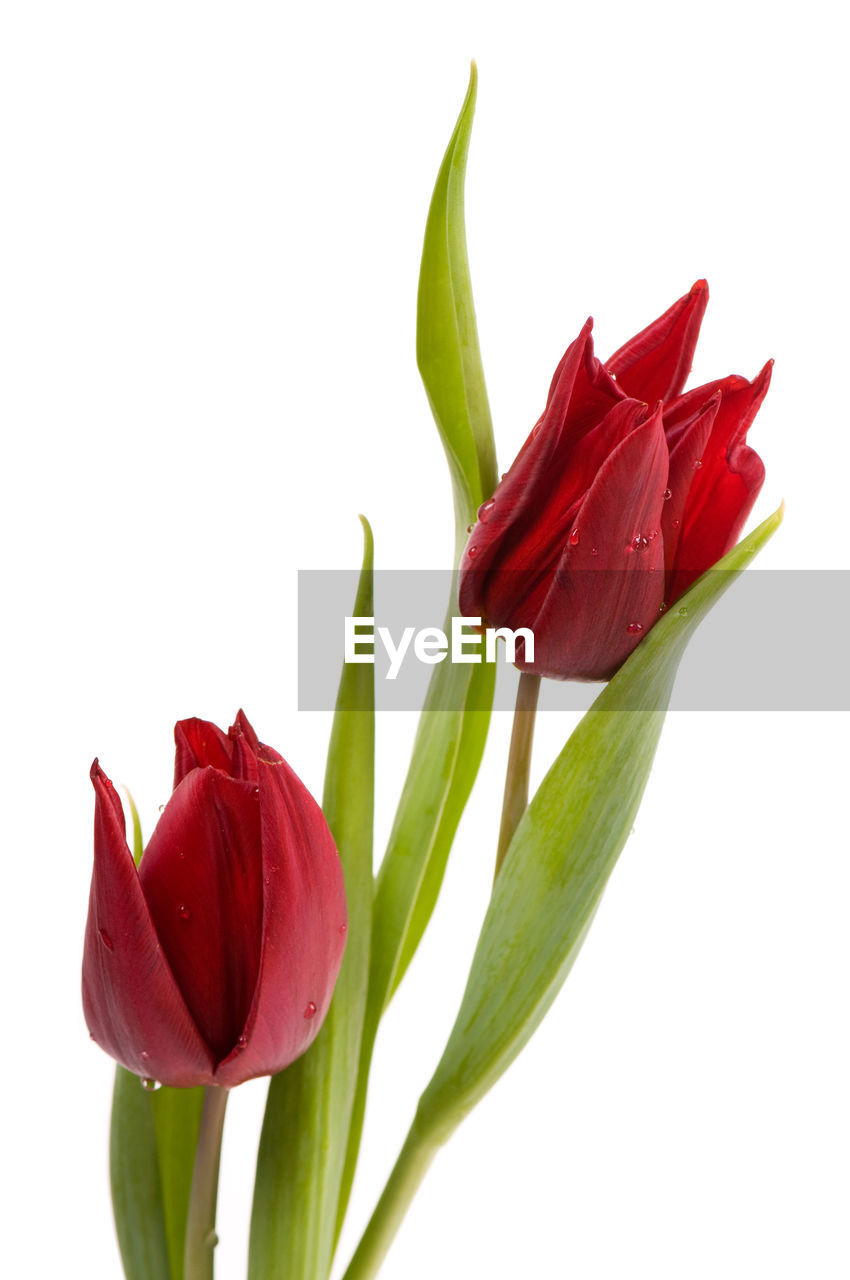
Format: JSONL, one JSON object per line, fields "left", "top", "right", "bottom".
{"left": 335, "top": 68, "right": 498, "bottom": 1238}
{"left": 151, "top": 1087, "right": 205, "bottom": 1280}
{"left": 417, "top": 61, "right": 497, "bottom": 548}
{"left": 342, "top": 511, "right": 783, "bottom": 1280}
{"left": 249, "top": 518, "right": 375, "bottom": 1280}
{"left": 110, "top": 1068, "right": 172, "bottom": 1280}
{"left": 416, "top": 506, "right": 784, "bottom": 1138}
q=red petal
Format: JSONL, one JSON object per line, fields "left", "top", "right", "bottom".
{"left": 82, "top": 761, "right": 214, "bottom": 1086}
{"left": 606, "top": 280, "right": 709, "bottom": 404}
{"left": 659, "top": 392, "right": 721, "bottom": 580}
{"left": 667, "top": 362, "right": 771, "bottom": 601}
{"left": 139, "top": 767, "right": 264, "bottom": 1064}
{"left": 525, "top": 406, "right": 669, "bottom": 680}
{"left": 215, "top": 756, "right": 346, "bottom": 1086}
{"left": 173, "top": 718, "right": 233, "bottom": 789}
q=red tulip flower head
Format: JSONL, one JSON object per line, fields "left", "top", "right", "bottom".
{"left": 83, "top": 711, "right": 347, "bottom": 1088}
{"left": 459, "top": 282, "right": 771, "bottom": 681}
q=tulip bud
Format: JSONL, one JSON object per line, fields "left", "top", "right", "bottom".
{"left": 82, "top": 711, "right": 347, "bottom": 1088}
{"left": 459, "top": 282, "right": 770, "bottom": 680}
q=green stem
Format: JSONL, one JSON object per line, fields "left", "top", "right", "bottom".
{"left": 494, "top": 672, "right": 541, "bottom": 878}
{"left": 184, "top": 1085, "right": 228, "bottom": 1280}
{"left": 341, "top": 1120, "right": 441, "bottom": 1280}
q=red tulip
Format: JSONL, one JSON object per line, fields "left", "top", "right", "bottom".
{"left": 83, "top": 711, "right": 347, "bottom": 1088}
{"left": 459, "top": 282, "right": 771, "bottom": 680}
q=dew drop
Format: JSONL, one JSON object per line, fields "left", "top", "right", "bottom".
{"left": 339, "top": 922, "right": 348, "bottom": 936}
{"left": 466, "top": 523, "right": 474, "bottom": 534}
{"left": 140, "top": 1051, "right": 151, "bottom": 1061}
{"left": 264, "top": 876, "right": 271, "bottom": 886}
{"left": 304, "top": 1001, "right": 317, "bottom": 1020}
{"left": 630, "top": 535, "right": 649, "bottom": 554}
{"left": 672, "top": 518, "right": 680, "bottom": 529}
{"left": 678, "top": 606, "right": 688, "bottom": 617}
{"left": 692, "top": 459, "right": 703, "bottom": 470}
{"left": 177, "top": 904, "right": 191, "bottom": 921}
{"left": 467, "top": 545, "right": 479, "bottom": 559}
{"left": 648, "top": 529, "right": 659, "bottom": 541}
{"left": 236, "top": 1034, "right": 248, "bottom": 1050}
{"left": 99, "top": 928, "right": 114, "bottom": 951}
{"left": 177, "top": 849, "right": 185, "bottom": 859}
{"left": 140, "top": 1077, "right": 161, "bottom": 1092}
{"left": 663, "top": 488, "right": 672, "bottom": 501}
{"left": 626, "top": 621, "right": 643, "bottom": 635}
{"left": 659, "top": 601, "right": 668, "bottom": 614}
{"left": 569, "top": 528, "right": 580, "bottom": 547}
{"left": 590, "top": 547, "right": 598, "bottom": 557}
{"left": 477, "top": 498, "right": 496, "bottom": 523}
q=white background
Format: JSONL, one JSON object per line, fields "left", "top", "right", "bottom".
{"left": 2, "top": 2, "right": 847, "bottom": 1277}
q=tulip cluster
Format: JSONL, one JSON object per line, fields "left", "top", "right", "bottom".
{"left": 82, "top": 711, "right": 346, "bottom": 1088}
{"left": 459, "top": 282, "right": 770, "bottom": 680}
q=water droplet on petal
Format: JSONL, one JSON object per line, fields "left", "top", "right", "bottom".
{"left": 569, "top": 528, "right": 580, "bottom": 547}
{"left": 626, "top": 622, "right": 643, "bottom": 635}
{"left": 678, "top": 606, "right": 688, "bottom": 617}
{"left": 236, "top": 1034, "right": 248, "bottom": 1050}
{"left": 99, "top": 928, "right": 114, "bottom": 951}
{"left": 467, "top": 545, "right": 479, "bottom": 559}
{"left": 477, "top": 499, "right": 496, "bottom": 523}
{"left": 659, "top": 601, "right": 668, "bottom": 614}
{"left": 264, "top": 876, "right": 271, "bottom": 886}
{"left": 590, "top": 547, "right": 598, "bottom": 557}
{"left": 339, "top": 922, "right": 348, "bottom": 936}
{"left": 630, "top": 535, "right": 649, "bottom": 554}
{"left": 693, "top": 459, "right": 703, "bottom": 470}
{"left": 141, "top": 1051, "right": 151, "bottom": 1061}
{"left": 648, "top": 529, "right": 658, "bottom": 541}
{"left": 177, "top": 904, "right": 191, "bottom": 921}
{"left": 466, "top": 523, "right": 474, "bottom": 534}
{"left": 140, "top": 1077, "right": 161, "bottom": 1092}
{"left": 663, "top": 488, "right": 672, "bottom": 501}
{"left": 672, "top": 519, "right": 680, "bottom": 529}
{"left": 304, "top": 1001, "right": 317, "bottom": 1020}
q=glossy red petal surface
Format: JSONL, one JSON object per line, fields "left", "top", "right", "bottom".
{"left": 215, "top": 755, "right": 346, "bottom": 1086}
{"left": 173, "top": 718, "right": 233, "bottom": 789}
{"left": 83, "top": 761, "right": 214, "bottom": 1086}
{"left": 659, "top": 392, "right": 720, "bottom": 581}
{"left": 525, "top": 406, "right": 669, "bottom": 680}
{"left": 139, "top": 767, "right": 264, "bottom": 1064}
{"left": 607, "top": 280, "right": 709, "bottom": 404}
{"left": 667, "top": 362, "right": 770, "bottom": 601}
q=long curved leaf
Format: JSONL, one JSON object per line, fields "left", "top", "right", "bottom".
{"left": 248, "top": 518, "right": 375, "bottom": 1280}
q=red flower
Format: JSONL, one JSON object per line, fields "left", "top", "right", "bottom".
{"left": 459, "top": 282, "right": 771, "bottom": 680}
{"left": 82, "top": 711, "right": 347, "bottom": 1088}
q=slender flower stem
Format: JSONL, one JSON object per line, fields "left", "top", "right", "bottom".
{"left": 494, "top": 672, "right": 541, "bottom": 878}
{"left": 342, "top": 1120, "right": 440, "bottom": 1280}
{"left": 184, "top": 1085, "right": 229, "bottom": 1280}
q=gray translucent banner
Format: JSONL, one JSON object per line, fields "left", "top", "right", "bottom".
{"left": 298, "top": 570, "right": 850, "bottom": 711}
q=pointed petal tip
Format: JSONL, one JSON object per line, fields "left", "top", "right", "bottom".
{"left": 690, "top": 278, "right": 709, "bottom": 296}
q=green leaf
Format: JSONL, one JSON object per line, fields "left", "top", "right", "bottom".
{"left": 151, "top": 1088, "right": 205, "bottom": 1280}
{"left": 248, "top": 518, "right": 375, "bottom": 1280}
{"left": 417, "top": 61, "right": 497, "bottom": 550}
{"left": 110, "top": 1068, "right": 172, "bottom": 1280}
{"left": 340, "top": 509, "right": 784, "bottom": 1280}
{"left": 418, "top": 506, "right": 785, "bottom": 1136}
{"left": 334, "top": 66, "right": 498, "bottom": 1242}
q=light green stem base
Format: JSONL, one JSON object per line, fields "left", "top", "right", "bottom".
{"left": 341, "top": 1120, "right": 441, "bottom": 1280}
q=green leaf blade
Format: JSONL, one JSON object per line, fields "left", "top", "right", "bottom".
{"left": 417, "top": 507, "right": 784, "bottom": 1137}
{"left": 110, "top": 1068, "right": 172, "bottom": 1280}
{"left": 248, "top": 517, "right": 375, "bottom": 1280}
{"left": 417, "top": 62, "right": 497, "bottom": 546}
